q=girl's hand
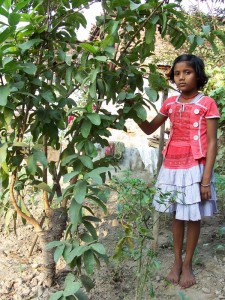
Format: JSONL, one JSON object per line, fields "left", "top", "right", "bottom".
{"left": 200, "top": 185, "right": 211, "bottom": 201}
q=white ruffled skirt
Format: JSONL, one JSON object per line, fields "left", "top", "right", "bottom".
{"left": 153, "top": 164, "right": 217, "bottom": 221}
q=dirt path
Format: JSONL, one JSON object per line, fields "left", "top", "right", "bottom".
{"left": 0, "top": 194, "right": 225, "bottom": 300}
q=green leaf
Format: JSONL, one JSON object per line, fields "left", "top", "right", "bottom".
{"left": 1, "top": 161, "right": 9, "bottom": 174}
{"left": 83, "top": 250, "right": 95, "bottom": 275}
{"left": 2, "top": 56, "right": 13, "bottom": 67}
{"left": 0, "top": 143, "right": 8, "bottom": 164}
{"left": 202, "top": 25, "right": 211, "bottom": 35}
{"left": 27, "top": 154, "right": 36, "bottom": 175}
{"left": 74, "top": 290, "right": 89, "bottom": 300}
{"left": 0, "top": 4, "right": 9, "bottom": 17}
{"left": 34, "top": 182, "right": 52, "bottom": 193}
{"left": 66, "top": 67, "right": 72, "bottom": 86}
{"left": 118, "top": 91, "right": 126, "bottom": 100}
{"left": 8, "top": 12, "right": 21, "bottom": 26}
{"left": 5, "top": 209, "right": 14, "bottom": 228}
{"left": 86, "top": 113, "right": 101, "bottom": 125}
{"left": 80, "top": 43, "right": 98, "bottom": 54}
{"left": 130, "top": 0, "right": 141, "bottom": 10}
{"left": 94, "top": 56, "right": 107, "bottom": 62}
{"left": 89, "top": 167, "right": 109, "bottom": 175}
{"left": 74, "top": 180, "right": 87, "bottom": 204}
{"left": 61, "top": 154, "right": 78, "bottom": 166}
{"left": 89, "top": 69, "right": 98, "bottom": 83}
{"left": 0, "top": 84, "right": 10, "bottom": 106}
{"left": 145, "top": 24, "right": 156, "bottom": 45}
{"left": 80, "top": 275, "right": 95, "bottom": 293}
{"left": 87, "top": 196, "right": 107, "bottom": 215}
{"left": 0, "top": 26, "right": 15, "bottom": 43}
{"left": 63, "top": 170, "right": 81, "bottom": 183}
{"left": 69, "top": 199, "right": 82, "bottom": 232}
{"left": 89, "top": 82, "right": 96, "bottom": 99}
{"left": 90, "top": 243, "right": 106, "bottom": 255}
{"left": 81, "top": 119, "right": 92, "bottom": 138}
{"left": 67, "top": 245, "right": 89, "bottom": 263}
{"left": 100, "top": 35, "right": 115, "bottom": 49}
{"left": 21, "top": 62, "right": 37, "bottom": 75}
{"left": 134, "top": 105, "right": 147, "bottom": 120}
{"left": 54, "top": 244, "right": 65, "bottom": 263}
{"left": 33, "top": 149, "right": 48, "bottom": 167}
{"left": 111, "top": 0, "right": 129, "bottom": 8}
{"left": 83, "top": 221, "right": 98, "bottom": 240}
{"left": 84, "top": 141, "right": 95, "bottom": 156}
{"left": 171, "top": 32, "right": 186, "bottom": 49}
{"left": 108, "top": 20, "right": 119, "bottom": 34}
{"left": 79, "top": 156, "right": 93, "bottom": 169}
{"left": 41, "top": 90, "right": 55, "bottom": 103}
{"left": 145, "top": 88, "right": 158, "bottom": 102}
{"left": 196, "top": 35, "right": 204, "bottom": 46}
{"left": 49, "top": 291, "right": 64, "bottom": 300}
{"left": 45, "top": 241, "right": 63, "bottom": 250}
{"left": 64, "top": 280, "right": 81, "bottom": 297}
{"left": 14, "top": 0, "right": 33, "bottom": 12}
{"left": 84, "top": 167, "right": 109, "bottom": 184}
{"left": 18, "top": 38, "right": 43, "bottom": 51}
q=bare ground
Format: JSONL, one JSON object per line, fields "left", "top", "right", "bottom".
{"left": 0, "top": 192, "right": 225, "bottom": 300}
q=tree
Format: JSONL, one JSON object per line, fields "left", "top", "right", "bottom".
{"left": 0, "top": 0, "right": 224, "bottom": 297}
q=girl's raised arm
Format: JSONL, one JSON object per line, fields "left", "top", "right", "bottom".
{"left": 138, "top": 113, "right": 167, "bottom": 135}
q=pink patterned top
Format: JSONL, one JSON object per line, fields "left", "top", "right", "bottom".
{"left": 159, "top": 94, "right": 220, "bottom": 169}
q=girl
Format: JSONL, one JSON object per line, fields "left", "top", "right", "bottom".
{"left": 138, "top": 54, "right": 220, "bottom": 288}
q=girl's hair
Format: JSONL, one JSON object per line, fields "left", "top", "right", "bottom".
{"left": 169, "top": 54, "right": 208, "bottom": 89}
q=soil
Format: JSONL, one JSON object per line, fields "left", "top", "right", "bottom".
{"left": 0, "top": 192, "right": 225, "bottom": 300}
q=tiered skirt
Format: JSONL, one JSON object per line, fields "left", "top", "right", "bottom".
{"left": 153, "top": 164, "right": 217, "bottom": 221}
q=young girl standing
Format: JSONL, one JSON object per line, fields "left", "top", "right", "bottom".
{"left": 138, "top": 54, "right": 220, "bottom": 288}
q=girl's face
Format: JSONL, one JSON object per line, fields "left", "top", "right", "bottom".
{"left": 173, "top": 61, "right": 198, "bottom": 95}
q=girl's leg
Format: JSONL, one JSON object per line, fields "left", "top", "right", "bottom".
{"left": 166, "top": 214, "right": 185, "bottom": 285}
{"left": 180, "top": 220, "right": 201, "bottom": 288}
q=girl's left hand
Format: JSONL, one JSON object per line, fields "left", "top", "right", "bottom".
{"left": 200, "top": 185, "right": 211, "bottom": 201}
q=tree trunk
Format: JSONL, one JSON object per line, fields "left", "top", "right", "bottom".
{"left": 37, "top": 207, "right": 67, "bottom": 287}
{"left": 151, "top": 89, "right": 168, "bottom": 251}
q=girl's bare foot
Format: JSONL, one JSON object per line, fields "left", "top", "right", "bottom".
{"left": 166, "top": 261, "right": 182, "bottom": 285}
{"left": 179, "top": 265, "right": 196, "bottom": 288}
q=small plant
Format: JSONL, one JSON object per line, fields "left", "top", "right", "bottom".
{"left": 193, "top": 246, "right": 202, "bottom": 266}
{"left": 178, "top": 291, "right": 191, "bottom": 300}
{"left": 215, "top": 173, "right": 225, "bottom": 212}
{"left": 109, "top": 170, "right": 161, "bottom": 299}
{"left": 215, "top": 226, "right": 225, "bottom": 254}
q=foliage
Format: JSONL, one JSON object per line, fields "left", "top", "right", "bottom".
{"left": 214, "top": 173, "right": 225, "bottom": 210}
{"left": 205, "top": 67, "right": 225, "bottom": 174}
{"left": 109, "top": 171, "right": 160, "bottom": 299}
{"left": 0, "top": 0, "right": 224, "bottom": 296}
{"left": 153, "top": 0, "right": 225, "bottom": 65}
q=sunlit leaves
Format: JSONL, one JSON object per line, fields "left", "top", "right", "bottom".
{"left": 20, "top": 62, "right": 37, "bottom": 74}
{"left": 145, "top": 24, "right": 156, "bottom": 45}
{"left": 0, "top": 143, "right": 8, "bottom": 164}
{"left": 18, "top": 38, "right": 43, "bottom": 52}
{"left": 8, "top": 12, "right": 20, "bottom": 26}
{"left": 86, "top": 113, "right": 101, "bottom": 125}
{"left": 0, "top": 84, "right": 10, "bottom": 106}
{"left": 202, "top": 25, "right": 211, "bottom": 35}
{"left": 79, "top": 43, "right": 99, "bottom": 54}
{"left": 0, "top": 26, "right": 15, "bottom": 43}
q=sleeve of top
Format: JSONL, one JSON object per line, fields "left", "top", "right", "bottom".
{"left": 205, "top": 99, "right": 220, "bottom": 119}
{"left": 159, "top": 99, "right": 169, "bottom": 117}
